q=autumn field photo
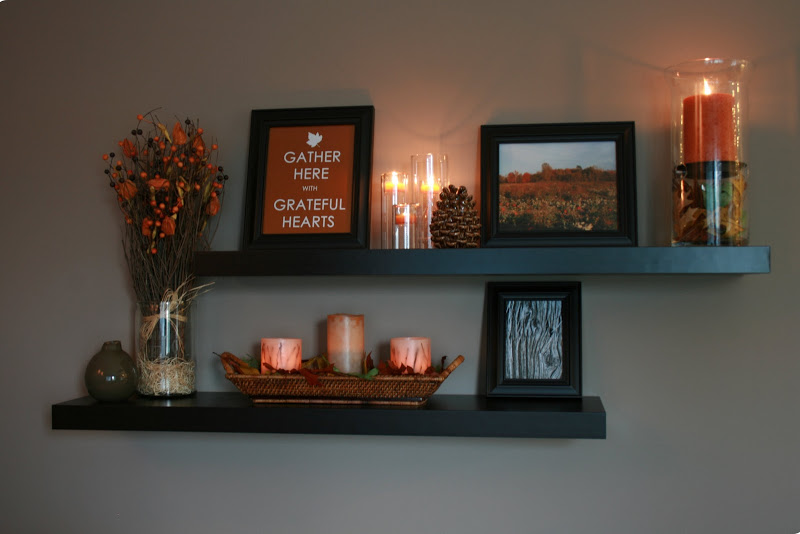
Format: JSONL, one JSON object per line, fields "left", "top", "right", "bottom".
{"left": 497, "top": 140, "right": 619, "bottom": 233}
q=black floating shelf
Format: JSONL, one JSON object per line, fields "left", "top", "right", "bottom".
{"left": 52, "top": 393, "right": 606, "bottom": 439}
{"left": 194, "top": 246, "right": 770, "bottom": 277}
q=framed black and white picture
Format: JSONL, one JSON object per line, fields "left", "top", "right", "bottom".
{"left": 486, "top": 281, "right": 581, "bottom": 397}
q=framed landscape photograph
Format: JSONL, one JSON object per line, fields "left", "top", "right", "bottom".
{"left": 485, "top": 282, "right": 581, "bottom": 397}
{"left": 242, "top": 106, "right": 374, "bottom": 249}
{"left": 481, "top": 122, "right": 637, "bottom": 247}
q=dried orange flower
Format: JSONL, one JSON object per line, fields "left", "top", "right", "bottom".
{"left": 172, "top": 122, "right": 188, "bottom": 145}
{"left": 205, "top": 196, "right": 220, "bottom": 216}
{"left": 147, "top": 178, "right": 169, "bottom": 190}
{"left": 192, "top": 135, "right": 206, "bottom": 153}
{"left": 161, "top": 216, "right": 176, "bottom": 236}
{"left": 121, "top": 138, "right": 137, "bottom": 158}
{"left": 116, "top": 180, "right": 137, "bottom": 200}
{"left": 141, "top": 217, "right": 153, "bottom": 236}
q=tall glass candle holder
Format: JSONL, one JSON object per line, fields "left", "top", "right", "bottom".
{"left": 411, "top": 153, "right": 448, "bottom": 248}
{"left": 666, "top": 58, "right": 752, "bottom": 246}
{"left": 381, "top": 172, "right": 408, "bottom": 249}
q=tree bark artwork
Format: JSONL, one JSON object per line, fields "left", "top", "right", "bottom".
{"left": 504, "top": 299, "right": 563, "bottom": 380}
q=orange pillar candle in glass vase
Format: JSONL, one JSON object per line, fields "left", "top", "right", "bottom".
{"left": 682, "top": 91, "right": 736, "bottom": 164}
{"left": 666, "top": 58, "right": 751, "bottom": 246}
{"left": 327, "top": 314, "right": 365, "bottom": 374}
{"left": 260, "top": 338, "right": 302, "bottom": 373}
{"left": 390, "top": 337, "right": 431, "bottom": 374}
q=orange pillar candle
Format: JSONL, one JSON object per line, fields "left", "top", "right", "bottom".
{"left": 260, "top": 338, "right": 302, "bottom": 372}
{"left": 327, "top": 314, "right": 365, "bottom": 374}
{"left": 390, "top": 337, "right": 431, "bottom": 374}
{"left": 395, "top": 208, "right": 417, "bottom": 225}
{"left": 682, "top": 91, "right": 736, "bottom": 163}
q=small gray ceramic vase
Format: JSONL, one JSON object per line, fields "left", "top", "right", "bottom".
{"left": 85, "top": 340, "right": 138, "bottom": 402}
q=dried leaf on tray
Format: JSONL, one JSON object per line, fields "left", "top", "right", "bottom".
{"left": 298, "top": 368, "right": 321, "bottom": 386}
{"left": 215, "top": 351, "right": 259, "bottom": 375}
{"left": 378, "top": 359, "right": 440, "bottom": 376}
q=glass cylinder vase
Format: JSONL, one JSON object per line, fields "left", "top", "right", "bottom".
{"left": 410, "top": 153, "right": 448, "bottom": 248}
{"left": 666, "top": 58, "right": 752, "bottom": 246}
{"left": 135, "top": 300, "right": 195, "bottom": 397}
{"left": 392, "top": 203, "right": 418, "bottom": 249}
{"left": 381, "top": 172, "right": 409, "bottom": 249}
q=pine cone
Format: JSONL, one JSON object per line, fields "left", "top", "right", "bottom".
{"left": 430, "top": 185, "right": 481, "bottom": 248}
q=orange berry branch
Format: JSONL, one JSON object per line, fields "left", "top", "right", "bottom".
{"left": 101, "top": 110, "right": 228, "bottom": 303}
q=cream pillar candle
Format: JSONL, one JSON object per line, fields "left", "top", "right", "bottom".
{"left": 390, "top": 337, "right": 432, "bottom": 374}
{"left": 260, "top": 338, "right": 302, "bottom": 372}
{"left": 327, "top": 314, "right": 365, "bottom": 374}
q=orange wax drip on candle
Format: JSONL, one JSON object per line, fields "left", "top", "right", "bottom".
{"left": 682, "top": 92, "right": 736, "bottom": 163}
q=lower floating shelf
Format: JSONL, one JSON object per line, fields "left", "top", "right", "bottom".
{"left": 52, "top": 392, "right": 606, "bottom": 439}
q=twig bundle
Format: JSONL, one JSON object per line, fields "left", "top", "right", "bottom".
{"left": 102, "top": 110, "right": 228, "bottom": 302}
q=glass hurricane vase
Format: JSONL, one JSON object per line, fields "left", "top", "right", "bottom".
{"left": 135, "top": 300, "right": 195, "bottom": 397}
{"left": 666, "top": 58, "right": 752, "bottom": 246}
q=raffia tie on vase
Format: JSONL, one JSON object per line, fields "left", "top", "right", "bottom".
{"left": 139, "top": 300, "right": 189, "bottom": 359}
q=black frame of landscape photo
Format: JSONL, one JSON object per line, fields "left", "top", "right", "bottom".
{"left": 481, "top": 121, "right": 637, "bottom": 247}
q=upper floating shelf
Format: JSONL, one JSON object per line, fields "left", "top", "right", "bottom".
{"left": 194, "top": 246, "right": 770, "bottom": 277}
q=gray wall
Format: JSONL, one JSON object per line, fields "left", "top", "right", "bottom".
{"left": 2, "top": 1, "right": 798, "bottom": 532}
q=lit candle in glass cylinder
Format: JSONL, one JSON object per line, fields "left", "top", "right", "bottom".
{"left": 327, "top": 314, "right": 365, "bottom": 374}
{"left": 392, "top": 203, "right": 417, "bottom": 249}
{"left": 666, "top": 58, "right": 752, "bottom": 246}
{"left": 390, "top": 337, "right": 431, "bottom": 374}
{"left": 381, "top": 172, "right": 408, "bottom": 249}
{"left": 260, "top": 338, "right": 302, "bottom": 372}
{"left": 411, "top": 153, "right": 448, "bottom": 248}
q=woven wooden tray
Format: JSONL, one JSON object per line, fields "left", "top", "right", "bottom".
{"left": 227, "top": 355, "right": 464, "bottom": 406}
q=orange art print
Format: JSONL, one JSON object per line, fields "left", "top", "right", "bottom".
{"left": 262, "top": 125, "right": 355, "bottom": 235}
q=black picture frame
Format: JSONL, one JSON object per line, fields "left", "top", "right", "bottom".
{"left": 486, "top": 281, "right": 581, "bottom": 397}
{"left": 481, "top": 121, "right": 637, "bottom": 247}
{"left": 242, "top": 106, "right": 374, "bottom": 249}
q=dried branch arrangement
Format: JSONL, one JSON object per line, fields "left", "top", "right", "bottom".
{"left": 102, "top": 110, "right": 228, "bottom": 302}
{"left": 101, "top": 110, "right": 228, "bottom": 395}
